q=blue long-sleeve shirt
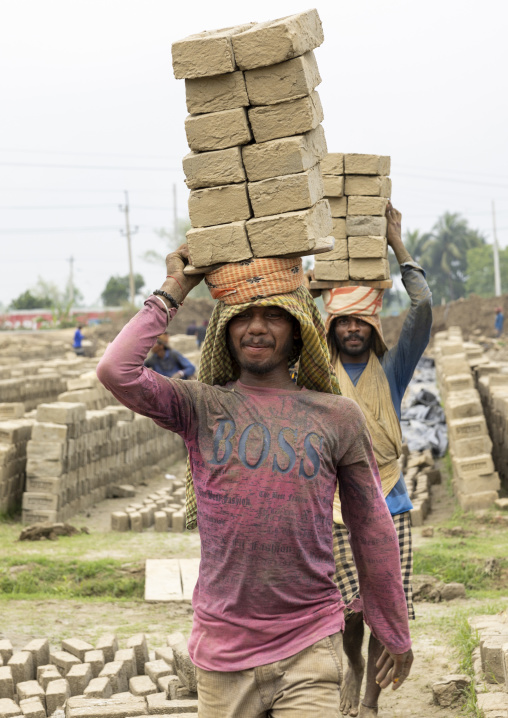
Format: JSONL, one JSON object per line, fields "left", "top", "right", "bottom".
{"left": 144, "top": 348, "right": 195, "bottom": 379}
{"left": 343, "top": 261, "right": 432, "bottom": 515}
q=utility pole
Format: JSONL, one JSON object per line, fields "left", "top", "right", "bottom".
{"left": 492, "top": 200, "right": 502, "bottom": 297}
{"left": 67, "top": 255, "right": 74, "bottom": 305}
{"left": 119, "top": 191, "right": 138, "bottom": 304}
{"left": 172, "top": 183, "right": 178, "bottom": 245}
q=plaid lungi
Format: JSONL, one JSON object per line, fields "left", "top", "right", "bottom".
{"left": 332, "top": 511, "right": 415, "bottom": 621}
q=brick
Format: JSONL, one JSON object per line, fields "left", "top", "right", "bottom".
{"left": 19, "top": 697, "right": 45, "bottom": 718}
{"left": 248, "top": 91, "right": 323, "bottom": 143}
{"left": 129, "top": 513, "right": 143, "bottom": 532}
{"left": 25, "top": 457, "right": 64, "bottom": 477}
{"left": 35, "top": 403, "right": 86, "bottom": 425}
{"left": 446, "top": 395, "right": 482, "bottom": 420}
{"left": 344, "top": 175, "right": 391, "bottom": 197}
{"left": 139, "top": 506, "right": 153, "bottom": 529}
{"left": 245, "top": 51, "right": 321, "bottom": 106}
{"left": 349, "top": 258, "right": 390, "bottom": 281}
{"left": 231, "top": 10, "right": 324, "bottom": 70}
{"left": 346, "top": 215, "right": 387, "bottom": 237}
{"left": 113, "top": 650, "right": 136, "bottom": 681}
{"left": 143, "top": 660, "right": 174, "bottom": 684}
{"left": 24, "top": 476, "right": 62, "bottom": 495}
{"left": 98, "top": 662, "right": 127, "bottom": 694}
{"left": 0, "top": 420, "right": 32, "bottom": 444}
{"left": 22, "top": 494, "right": 59, "bottom": 511}
{"left": 449, "top": 416, "right": 488, "bottom": 441}
{"left": 37, "top": 665, "right": 61, "bottom": 691}
{"left": 82, "top": 653, "right": 104, "bottom": 681}
{"left": 331, "top": 218, "right": 347, "bottom": 239}
{"left": 455, "top": 472, "right": 501, "bottom": 495}
{"left": 66, "top": 695, "right": 147, "bottom": 718}
{"left": 110, "top": 512, "right": 129, "bottom": 532}
{"left": 188, "top": 183, "right": 251, "bottom": 228}
{"left": 21, "top": 642, "right": 49, "bottom": 672}
{"left": 128, "top": 676, "right": 156, "bottom": 697}
{"left": 0, "top": 643, "right": 13, "bottom": 665}
{"left": 321, "top": 175, "right": 344, "bottom": 198}
{"left": 186, "top": 221, "right": 251, "bottom": 267}
{"left": 183, "top": 147, "right": 246, "bottom": 190}
{"left": 16, "top": 681, "right": 44, "bottom": 704}
{"left": 8, "top": 653, "right": 33, "bottom": 685}
{"left": 94, "top": 638, "right": 117, "bottom": 667}
{"left": 457, "top": 490, "right": 498, "bottom": 511}
{"left": 344, "top": 153, "right": 390, "bottom": 175}
{"left": 171, "top": 511, "right": 185, "bottom": 533}
{"left": 348, "top": 236, "right": 387, "bottom": 259}
{"left": 66, "top": 664, "right": 92, "bottom": 697}
{"left": 0, "top": 667, "right": 14, "bottom": 699}
{"left": 242, "top": 126, "right": 327, "bottom": 182}
{"left": 443, "top": 374, "right": 475, "bottom": 393}
{"left": 154, "top": 512, "right": 168, "bottom": 532}
{"left": 185, "top": 71, "right": 248, "bottom": 114}
{"left": 452, "top": 454, "right": 495, "bottom": 478}
{"left": 313, "top": 260, "right": 349, "bottom": 281}
{"left": 171, "top": 23, "right": 255, "bottom": 79}
{"left": 0, "top": 698, "right": 20, "bottom": 718}
{"left": 0, "top": 404, "right": 24, "bottom": 420}
{"left": 166, "top": 633, "right": 186, "bottom": 649}
{"left": 45, "top": 678, "right": 70, "bottom": 715}
{"left": 347, "top": 196, "right": 389, "bottom": 216}
{"left": 171, "top": 642, "right": 196, "bottom": 693}
{"left": 247, "top": 199, "right": 332, "bottom": 257}
{"left": 146, "top": 692, "right": 198, "bottom": 714}
{"left": 125, "top": 636, "right": 148, "bottom": 677}
{"left": 185, "top": 107, "right": 251, "bottom": 152}
{"left": 315, "top": 239, "right": 348, "bottom": 261}
{"left": 327, "top": 196, "right": 347, "bottom": 217}
{"left": 61, "top": 640, "right": 93, "bottom": 663}
{"left": 49, "top": 651, "right": 80, "bottom": 676}
{"left": 248, "top": 165, "right": 323, "bottom": 217}
{"left": 83, "top": 677, "right": 112, "bottom": 699}
{"left": 26, "top": 441, "right": 64, "bottom": 462}
{"left": 153, "top": 648, "right": 174, "bottom": 667}
{"left": 160, "top": 674, "right": 179, "bottom": 698}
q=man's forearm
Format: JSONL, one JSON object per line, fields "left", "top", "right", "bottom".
{"left": 391, "top": 239, "right": 413, "bottom": 266}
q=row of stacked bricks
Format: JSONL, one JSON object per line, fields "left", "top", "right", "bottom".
{"left": 401, "top": 447, "right": 442, "bottom": 527}
{"left": 474, "top": 359, "right": 508, "bottom": 495}
{"left": 0, "top": 405, "right": 33, "bottom": 514}
{"left": 21, "top": 401, "right": 186, "bottom": 525}
{"left": 0, "top": 631, "right": 199, "bottom": 718}
{"left": 434, "top": 327, "right": 500, "bottom": 511}
{"left": 314, "top": 153, "right": 392, "bottom": 281}
{"left": 468, "top": 613, "right": 508, "bottom": 715}
{"left": 110, "top": 477, "right": 187, "bottom": 533}
{"left": 172, "top": 10, "right": 335, "bottom": 268}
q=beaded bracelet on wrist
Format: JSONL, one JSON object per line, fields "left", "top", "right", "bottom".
{"left": 153, "top": 289, "right": 179, "bottom": 309}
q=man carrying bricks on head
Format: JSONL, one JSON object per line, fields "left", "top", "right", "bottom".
{"left": 324, "top": 202, "right": 432, "bottom": 718}
{"left": 97, "top": 247, "right": 413, "bottom": 718}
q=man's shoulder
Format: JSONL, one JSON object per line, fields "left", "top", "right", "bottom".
{"left": 303, "top": 390, "right": 365, "bottom": 416}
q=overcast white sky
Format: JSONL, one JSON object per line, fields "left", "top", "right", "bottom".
{"left": 1, "top": 0, "right": 507, "bottom": 307}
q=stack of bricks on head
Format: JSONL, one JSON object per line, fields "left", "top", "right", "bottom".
{"left": 172, "top": 9, "right": 336, "bottom": 268}
{"left": 313, "top": 153, "right": 392, "bottom": 283}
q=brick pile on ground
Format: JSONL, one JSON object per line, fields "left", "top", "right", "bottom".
{"left": 21, "top": 402, "right": 186, "bottom": 525}
{"left": 314, "top": 152, "right": 392, "bottom": 282}
{"left": 434, "top": 327, "right": 500, "bottom": 511}
{"left": 398, "top": 447, "right": 441, "bottom": 527}
{"left": 172, "top": 9, "right": 335, "bottom": 268}
{"left": 110, "top": 479, "right": 187, "bottom": 533}
{"left": 474, "top": 359, "right": 508, "bottom": 493}
{"left": 0, "top": 408, "right": 33, "bottom": 514}
{"left": 0, "top": 632, "right": 198, "bottom": 717}
{"left": 56, "top": 372, "right": 119, "bottom": 412}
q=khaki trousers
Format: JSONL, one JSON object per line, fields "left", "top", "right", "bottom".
{"left": 196, "top": 633, "right": 343, "bottom": 718}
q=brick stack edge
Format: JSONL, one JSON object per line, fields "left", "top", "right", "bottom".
{"left": 172, "top": 9, "right": 335, "bottom": 267}
{"left": 0, "top": 632, "right": 199, "bottom": 717}
{"left": 314, "top": 152, "right": 392, "bottom": 282}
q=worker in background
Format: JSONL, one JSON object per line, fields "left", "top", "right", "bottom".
{"left": 73, "top": 325, "right": 85, "bottom": 356}
{"left": 495, "top": 306, "right": 504, "bottom": 337}
{"left": 144, "top": 334, "right": 195, "bottom": 379}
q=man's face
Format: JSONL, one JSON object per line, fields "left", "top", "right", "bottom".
{"left": 333, "top": 316, "right": 373, "bottom": 357}
{"left": 227, "top": 306, "right": 299, "bottom": 375}
{"left": 152, "top": 342, "right": 166, "bottom": 358}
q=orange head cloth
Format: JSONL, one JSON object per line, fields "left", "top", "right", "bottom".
{"left": 205, "top": 257, "right": 304, "bottom": 305}
{"left": 323, "top": 285, "right": 387, "bottom": 356}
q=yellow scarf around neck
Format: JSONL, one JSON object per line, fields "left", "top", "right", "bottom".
{"left": 333, "top": 350, "right": 402, "bottom": 524}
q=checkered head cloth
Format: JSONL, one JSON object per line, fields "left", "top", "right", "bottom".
{"left": 323, "top": 286, "right": 387, "bottom": 356}
{"left": 184, "top": 285, "right": 341, "bottom": 529}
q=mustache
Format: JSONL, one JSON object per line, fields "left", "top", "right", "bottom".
{"left": 345, "top": 334, "right": 363, "bottom": 341}
{"left": 241, "top": 340, "right": 275, "bottom": 348}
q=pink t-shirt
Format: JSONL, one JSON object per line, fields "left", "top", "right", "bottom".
{"left": 97, "top": 298, "right": 411, "bottom": 671}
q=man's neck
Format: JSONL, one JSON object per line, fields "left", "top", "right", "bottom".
{"left": 238, "top": 367, "right": 298, "bottom": 391}
{"left": 339, "top": 349, "right": 370, "bottom": 365}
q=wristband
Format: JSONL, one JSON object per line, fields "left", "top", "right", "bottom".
{"left": 166, "top": 275, "right": 184, "bottom": 294}
{"left": 154, "top": 295, "right": 170, "bottom": 323}
{"left": 153, "top": 289, "right": 179, "bottom": 309}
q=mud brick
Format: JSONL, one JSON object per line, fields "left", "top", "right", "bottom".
{"left": 67, "top": 695, "right": 147, "bottom": 718}
{"left": 144, "top": 661, "right": 174, "bottom": 684}
{"left": 348, "top": 236, "right": 387, "bottom": 259}
{"left": 185, "top": 71, "right": 248, "bottom": 114}
{"left": 83, "top": 677, "right": 112, "bottom": 699}
{"left": 242, "top": 125, "right": 327, "bottom": 182}
{"left": 66, "top": 664, "right": 92, "bottom": 697}
{"left": 167, "top": 633, "right": 186, "bottom": 649}
{"left": 185, "top": 108, "right": 251, "bottom": 152}
{"left": 113, "top": 651, "right": 136, "bottom": 681}
{"left": 35, "top": 403, "right": 86, "bottom": 425}
{"left": 321, "top": 153, "right": 344, "bottom": 175}
{"left": 443, "top": 374, "right": 475, "bottom": 393}
{"left": 455, "top": 472, "right": 501, "bottom": 495}
{"left": 110, "top": 512, "right": 129, "bottom": 532}
{"left": 182, "top": 147, "right": 245, "bottom": 190}
{"left": 129, "top": 513, "right": 143, "bottom": 532}
{"left": 22, "top": 494, "right": 59, "bottom": 511}
{"left": 176, "top": 686, "right": 197, "bottom": 700}
{"left": 248, "top": 165, "right": 323, "bottom": 218}
{"left": 452, "top": 435, "right": 492, "bottom": 458}
{"left": 160, "top": 675, "right": 179, "bottom": 699}
{"left": 328, "top": 197, "right": 347, "bottom": 217}
{"left": 25, "top": 477, "right": 62, "bottom": 495}
{"left": 16, "top": 681, "right": 45, "bottom": 704}
{"left": 186, "top": 221, "right": 251, "bottom": 267}
{"left": 313, "top": 260, "right": 349, "bottom": 281}
{"left": 171, "top": 511, "right": 185, "bottom": 532}
{"left": 146, "top": 692, "right": 198, "bottom": 714}
{"left": 154, "top": 512, "right": 168, "bottom": 532}
{"left": 315, "top": 239, "right": 348, "bottom": 261}
{"left": 0, "top": 667, "right": 14, "bottom": 699}
{"left": 171, "top": 23, "right": 255, "bottom": 79}
{"left": 171, "top": 642, "right": 196, "bottom": 693}
{"left": 50, "top": 651, "right": 81, "bottom": 676}
{"left": 188, "top": 183, "right": 251, "bottom": 227}
{"left": 344, "top": 153, "right": 390, "bottom": 175}
{"left": 245, "top": 51, "right": 320, "bottom": 106}
{"left": 248, "top": 91, "right": 323, "bottom": 143}
{"left": 346, "top": 216, "right": 387, "bottom": 238}
{"left": 482, "top": 636, "right": 508, "bottom": 684}
{"left": 457, "top": 490, "right": 498, "bottom": 512}
{"left": 19, "top": 697, "right": 45, "bottom": 718}
{"left": 322, "top": 175, "right": 344, "bottom": 197}
{"left": 0, "top": 698, "right": 20, "bottom": 718}
{"left": 232, "top": 10, "right": 324, "bottom": 70}
{"left": 0, "top": 403, "right": 24, "bottom": 420}
{"left": 61, "top": 641, "right": 93, "bottom": 664}
{"left": 154, "top": 648, "right": 173, "bottom": 668}
{"left": 0, "top": 420, "right": 32, "bottom": 444}
{"left": 247, "top": 199, "right": 332, "bottom": 257}
{"left": 98, "top": 663, "right": 127, "bottom": 695}
{"left": 446, "top": 394, "right": 482, "bottom": 420}
{"left": 449, "top": 416, "right": 488, "bottom": 441}
{"left": 344, "top": 175, "right": 392, "bottom": 197}
{"left": 45, "top": 678, "right": 70, "bottom": 715}
{"left": 331, "top": 218, "right": 347, "bottom": 239}
{"left": 37, "top": 666, "right": 61, "bottom": 691}
{"left": 139, "top": 507, "right": 153, "bottom": 529}
{"left": 453, "top": 454, "right": 495, "bottom": 478}
{"left": 349, "top": 258, "right": 390, "bottom": 281}
{"left": 0, "top": 644, "right": 13, "bottom": 666}
{"left": 128, "top": 676, "right": 157, "bottom": 697}
{"left": 347, "top": 196, "right": 389, "bottom": 216}
{"left": 82, "top": 653, "right": 104, "bottom": 681}
{"left": 27, "top": 441, "right": 64, "bottom": 462}
{"left": 8, "top": 653, "right": 34, "bottom": 685}
{"left": 125, "top": 636, "right": 148, "bottom": 677}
